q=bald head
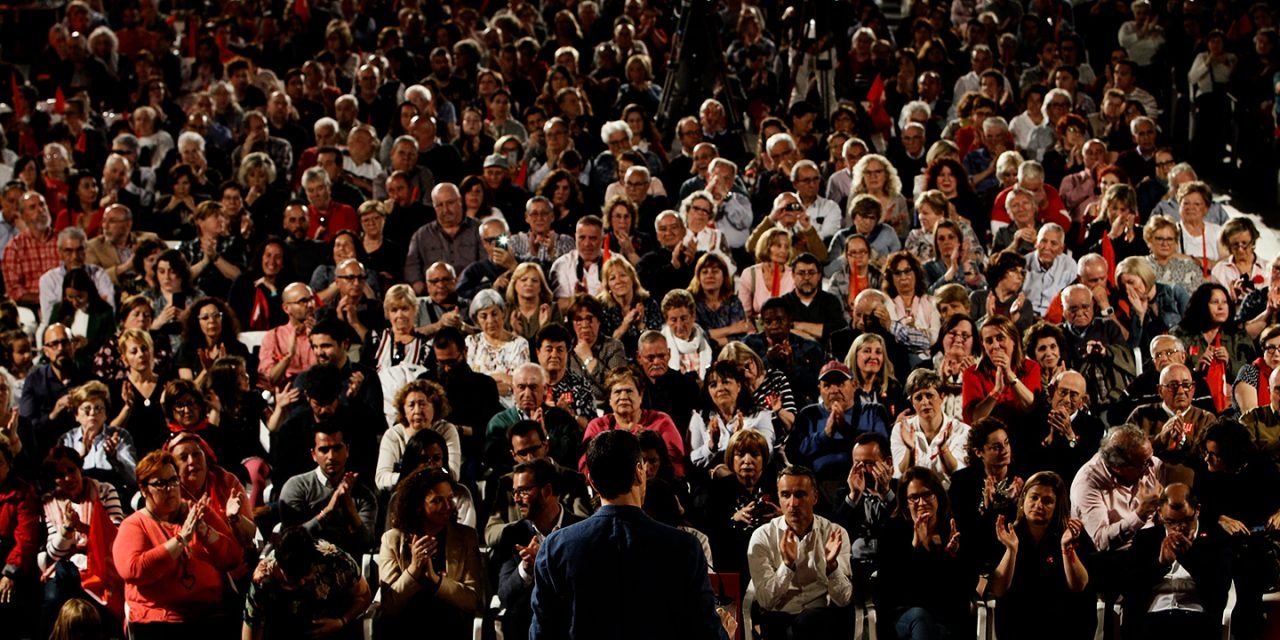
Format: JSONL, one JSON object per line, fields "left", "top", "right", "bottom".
{"left": 1158, "top": 363, "right": 1194, "bottom": 411}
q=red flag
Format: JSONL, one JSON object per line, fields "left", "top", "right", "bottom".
{"left": 53, "top": 87, "right": 66, "bottom": 114}
{"left": 294, "top": 0, "right": 311, "bottom": 23}
{"left": 10, "top": 71, "right": 23, "bottom": 120}
{"left": 602, "top": 232, "right": 611, "bottom": 263}
{"left": 80, "top": 488, "right": 124, "bottom": 623}
{"left": 866, "top": 75, "right": 892, "bottom": 133}
{"left": 187, "top": 17, "right": 199, "bottom": 58}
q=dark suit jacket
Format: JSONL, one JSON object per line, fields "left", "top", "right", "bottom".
{"left": 530, "top": 504, "right": 724, "bottom": 639}
{"left": 495, "top": 512, "right": 586, "bottom": 639}
{"left": 1122, "top": 523, "right": 1231, "bottom": 638}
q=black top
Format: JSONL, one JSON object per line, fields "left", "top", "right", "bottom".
{"left": 995, "top": 521, "right": 1098, "bottom": 640}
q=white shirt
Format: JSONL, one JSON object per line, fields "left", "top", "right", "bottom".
{"left": 1069, "top": 452, "right": 1166, "bottom": 551}
{"left": 688, "top": 409, "right": 774, "bottom": 469}
{"left": 517, "top": 506, "right": 568, "bottom": 584}
{"left": 1148, "top": 521, "right": 1206, "bottom": 614}
{"left": 890, "top": 416, "right": 971, "bottom": 483}
{"left": 38, "top": 263, "right": 117, "bottom": 323}
{"left": 747, "top": 516, "right": 853, "bottom": 615}
{"left": 803, "top": 196, "right": 844, "bottom": 243}
{"left": 549, "top": 250, "right": 602, "bottom": 299}
{"left": 1180, "top": 222, "right": 1222, "bottom": 265}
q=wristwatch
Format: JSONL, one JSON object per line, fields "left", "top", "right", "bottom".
{"left": 1100, "top": 307, "right": 1115, "bottom": 317}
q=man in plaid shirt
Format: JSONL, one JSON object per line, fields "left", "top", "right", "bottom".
{"left": 1, "top": 192, "right": 59, "bottom": 311}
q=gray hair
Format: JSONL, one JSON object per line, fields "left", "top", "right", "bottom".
{"left": 680, "top": 190, "right": 715, "bottom": 220}
{"left": 1042, "top": 88, "right": 1074, "bottom": 120}
{"left": 600, "top": 120, "right": 631, "bottom": 145}
{"left": 469, "top": 288, "right": 505, "bottom": 317}
{"left": 1017, "top": 161, "right": 1045, "bottom": 182}
{"left": 313, "top": 117, "right": 339, "bottom": 136}
{"left": 653, "top": 209, "right": 683, "bottom": 232}
{"left": 1129, "top": 116, "right": 1156, "bottom": 136}
{"left": 1036, "top": 222, "right": 1064, "bottom": 242}
{"left": 393, "top": 134, "right": 419, "bottom": 152}
{"left": 57, "top": 226, "right": 87, "bottom": 246}
{"left": 624, "top": 164, "right": 651, "bottom": 181}
{"left": 708, "top": 157, "right": 737, "bottom": 175}
{"left": 789, "top": 159, "right": 819, "bottom": 182}
{"left": 982, "top": 116, "right": 1010, "bottom": 133}
{"left": 301, "top": 166, "right": 330, "bottom": 187}
{"left": 237, "top": 152, "right": 277, "bottom": 186}
{"left": 177, "top": 131, "right": 206, "bottom": 154}
{"left": 514, "top": 362, "right": 548, "bottom": 386}
{"left": 638, "top": 330, "right": 668, "bottom": 348}
{"left": 1168, "top": 163, "right": 1196, "bottom": 181}
{"left": 1099, "top": 423, "right": 1150, "bottom": 469}
{"left": 525, "top": 195, "right": 552, "bottom": 215}
{"left": 1149, "top": 334, "right": 1184, "bottom": 354}
{"left": 898, "top": 101, "right": 931, "bottom": 132}
{"left": 481, "top": 217, "right": 510, "bottom": 234}
{"left": 765, "top": 132, "right": 796, "bottom": 154}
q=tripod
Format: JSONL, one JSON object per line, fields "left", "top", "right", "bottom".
{"left": 656, "top": 0, "right": 748, "bottom": 136}
{"left": 786, "top": 0, "right": 839, "bottom": 116}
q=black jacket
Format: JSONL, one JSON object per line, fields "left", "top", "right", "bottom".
{"left": 1122, "top": 523, "right": 1232, "bottom": 639}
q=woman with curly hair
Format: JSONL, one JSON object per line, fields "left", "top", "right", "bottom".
{"left": 925, "top": 157, "right": 985, "bottom": 237}
{"left": 536, "top": 168, "right": 588, "bottom": 235}
{"left": 598, "top": 256, "right": 662, "bottom": 355}
{"left": 377, "top": 469, "right": 483, "bottom": 639}
{"left": 174, "top": 297, "right": 250, "bottom": 380}
{"left": 850, "top": 154, "right": 912, "bottom": 240}
{"left": 377, "top": 380, "right": 462, "bottom": 491}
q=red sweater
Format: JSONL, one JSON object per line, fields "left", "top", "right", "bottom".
{"left": 581, "top": 410, "right": 686, "bottom": 477}
{"left": 112, "top": 508, "right": 243, "bottom": 623}
{"left": 960, "top": 359, "right": 1043, "bottom": 424}
{"left": 0, "top": 479, "right": 40, "bottom": 575}
{"left": 989, "top": 184, "right": 1071, "bottom": 233}
{"left": 306, "top": 201, "right": 358, "bottom": 242}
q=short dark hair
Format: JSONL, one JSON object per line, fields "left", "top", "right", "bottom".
{"left": 585, "top": 430, "right": 641, "bottom": 499}
{"left": 759, "top": 297, "right": 790, "bottom": 316}
{"left": 985, "top": 250, "right": 1025, "bottom": 286}
{"left": 791, "top": 252, "right": 821, "bottom": 270}
{"left": 512, "top": 457, "right": 559, "bottom": 493}
{"left": 302, "top": 363, "right": 343, "bottom": 405}
{"left": 533, "top": 324, "right": 572, "bottom": 352}
{"left": 401, "top": 429, "right": 449, "bottom": 475}
{"left": 507, "top": 419, "right": 547, "bottom": 444}
{"left": 310, "top": 317, "right": 355, "bottom": 344}
{"left": 852, "top": 432, "right": 891, "bottom": 459}
{"left": 777, "top": 465, "right": 818, "bottom": 489}
{"left": 433, "top": 326, "right": 467, "bottom": 351}
{"left": 274, "top": 527, "right": 318, "bottom": 582}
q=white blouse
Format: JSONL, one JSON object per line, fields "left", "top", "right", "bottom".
{"left": 889, "top": 415, "right": 971, "bottom": 485}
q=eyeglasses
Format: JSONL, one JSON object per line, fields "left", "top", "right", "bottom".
{"left": 286, "top": 296, "right": 315, "bottom": 305}
{"left": 513, "top": 484, "right": 546, "bottom": 498}
{"left": 1263, "top": 344, "right": 1280, "bottom": 354}
{"left": 794, "top": 176, "right": 820, "bottom": 184}
{"left": 688, "top": 205, "right": 713, "bottom": 215}
{"left": 946, "top": 331, "right": 972, "bottom": 341}
{"left": 1162, "top": 381, "right": 1194, "bottom": 391}
{"left": 148, "top": 477, "right": 180, "bottom": 490}
{"left": 906, "top": 491, "right": 936, "bottom": 504}
{"left": 1153, "top": 348, "right": 1184, "bottom": 359}
{"left": 482, "top": 236, "right": 502, "bottom": 244}
{"left": 78, "top": 404, "right": 107, "bottom": 415}
{"left": 335, "top": 274, "right": 366, "bottom": 281}
{"left": 198, "top": 311, "right": 223, "bottom": 321}
{"left": 45, "top": 338, "right": 72, "bottom": 348}
{"left": 1227, "top": 241, "right": 1255, "bottom": 250}
{"left": 59, "top": 246, "right": 86, "bottom": 254}
{"left": 1151, "top": 235, "right": 1177, "bottom": 243}
{"left": 624, "top": 180, "right": 649, "bottom": 188}
{"left": 426, "top": 277, "right": 455, "bottom": 285}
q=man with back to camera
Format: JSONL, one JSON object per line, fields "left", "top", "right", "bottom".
{"left": 529, "top": 430, "right": 728, "bottom": 639}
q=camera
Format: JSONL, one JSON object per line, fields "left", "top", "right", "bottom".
{"left": 495, "top": 234, "right": 510, "bottom": 250}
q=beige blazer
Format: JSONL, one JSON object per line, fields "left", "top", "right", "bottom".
{"left": 85, "top": 231, "right": 159, "bottom": 284}
{"left": 377, "top": 522, "right": 484, "bottom": 617}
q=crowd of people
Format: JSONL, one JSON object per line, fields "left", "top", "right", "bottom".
{"left": 0, "top": 0, "right": 1279, "bottom": 639}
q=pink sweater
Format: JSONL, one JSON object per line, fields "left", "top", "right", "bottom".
{"left": 580, "top": 410, "right": 686, "bottom": 477}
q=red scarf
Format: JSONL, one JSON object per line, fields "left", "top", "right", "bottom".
{"left": 770, "top": 264, "right": 782, "bottom": 297}
{"left": 79, "top": 480, "right": 124, "bottom": 621}
{"left": 1205, "top": 333, "right": 1230, "bottom": 413}
{"left": 249, "top": 287, "right": 272, "bottom": 330}
{"left": 848, "top": 257, "right": 861, "bottom": 304}
{"left": 1254, "top": 357, "right": 1273, "bottom": 407}
{"left": 168, "top": 418, "right": 211, "bottom": 434}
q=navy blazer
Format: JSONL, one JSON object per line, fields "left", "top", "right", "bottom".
{"left": 529, "top": 504, "right": 724, "bottom": 640}
{"left": 494, "top": 512, "right": 586, "bottom": 639}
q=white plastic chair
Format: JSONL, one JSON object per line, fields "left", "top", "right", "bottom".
{"left": 742, "top": 580, "right": 756, "bottom": 640}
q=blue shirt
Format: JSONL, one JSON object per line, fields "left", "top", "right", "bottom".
{"left": 1023, "top": 252, "right": 1079, "bottom": 316}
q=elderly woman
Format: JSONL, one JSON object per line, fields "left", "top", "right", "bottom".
{"left": 971, "top": 250, "right": 1037, "bottom": 331}
{"left": 163, "top": 432, "right": 257, "bottom": 550}
{"left": 377, "top": 380, "right": 462, "bottom": 491}
{"left": 602, "top": 196, "right": 651, "bottom": 265}
{"left": 505, "top": 262, "right": 562, "bottom": 343}
{"left": 580, "top": 366, "right": 684, "bottom": 476}
{"left": 924, "top": 219, "right": 986, "bottom": 293}
{"left": 680, "top": 190, "right": 734, "bottom": 262}
{"left": 112, "top": 451, "right": 242, "bottom": 638}
{"left": 466, "top": 289, "right": 530, "bottom": 406}
{"left": 738, "top": 227, "right": 795, "bottom": 320}
{"left": 39, "top": 447, "right": 125, "bottom": 627}
{"left": 1116, "top": 256, "right": 1187, "bottom": 358}
{"left": 1212, "top": 218, "right": 1268, "bottom": 301}
{"left": 357, "top": 201, "right": 402, "bottom": 290}
{"left": 1235, "top": 325, "right": 1280, "bottom": 415}
{"left": 933, "top": 314, "right": 980, "bottom": 421}
{"left": 59, "top": 382, "right": 137, "bottom": 491}
{"left": 690, "top": 253, "right": 752, "bottom": 346}
{"left": 1143, "top": 214, "right": 1205, "bottom": 293}
{"left": 377, "top": 469, "right": 483, "bottom": 639}
{"left": 367, "top": 284, "right": 431, "bottom": 381}
{"left": 689, "top": 361, "right": 775, "bottom": 471}
{"left": 660, "top": 289, "right": 713, "bottom": 378}
{"left": 109, "top": 328, "right": 172, "bottom": 456}
{"left": 904, "top": 190, "right": 983, "bottom": 264}
{"left": 718, "top": 341, "right": 798, "bottom": 434}
{"left": 890, "top": 369, "right": 970, "bottom": 483}
{"left": 824, "top": 233, "right": 885, "bottom": 308}
{"left": 886, "top": 251, "right": 941, "bottom": 365}
{"left": 876, "top": 467, "right": 977, "bottom": 639}
{"left": 1173, "top": 283, "right": 1258, "bottom": 412}
{"left": 599, "top": 256, "right": 662, "bottom": 355}
{"left": 0, "top": 434, "right": 38, "bottom": 634}
{"left": 1082, "top": 183, "right": 1145, "bottom": 264}
{"left": 989, "top": 471, "right": 1093, "bottom": 639}
{"left": 963, "top": 315, "right": 1041, "bottom": 424}
{"left": 1023, "top": 322, "right": 1070, "bottom": 391}
{"left": 180, "top": 202, "right": 243, "bottom": 299}
{"left": 146, "top": 250, "right": 204, "bottom": 352}
{"left": 161, "top": 379, "right": 240, "bottom": 467}
{"left": 1176, "top": 181, "right": 1222, "bottom": 275}
{"left": 850, "top": 154, "right": 911, "bottom": 240}
{"left": 310, "top": 230, "right": 379, "bottom": 305}
{"left": 175, "top": 297, "right": 250, "bottom": 380}
{"left": 566, "top": 295, "right": 628, "bottom": 404}
{"left": 698, "top": 429, "right": 779, "bottom": 574}
{"left": 237, "top": 152, "right": 287, "bottom": 229}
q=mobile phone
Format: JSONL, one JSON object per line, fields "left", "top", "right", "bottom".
{"left": 173, "top": 293, "right": 188, "bottom": 310}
